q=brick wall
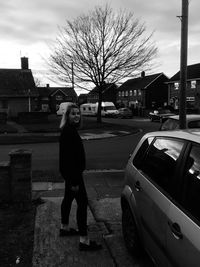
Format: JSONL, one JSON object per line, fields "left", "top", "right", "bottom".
{"left": 0, "top": 149, "right": 32, "bottom": 205}
{"left": 0, "top": 162, "right": 11, "bottom": 202}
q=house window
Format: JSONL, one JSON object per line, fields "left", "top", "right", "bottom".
{"left": 125, "top": 91, "right": 129, "bottom": 96}
{"left": 191, "top": 81, "right": 196, "bottom": 89}
{"left": 134, "top": 90, "right": 137, "bottom": 96}
{"left": 41, "top": 104, "right": 49, "bottom": 112}
{"left": 56, "top": 95, "right": 63, "bottom": 101}
{"left": 122, "top": 91, "right": 124, "bottom": 97}
{"left": 42, "top": 97, "right": 49, "bottom": 101}
{"left": 118, "top": 92, "right": 121, "bottom": 97}
{"left": 174, "top": 82, "right": 179, "bottom": 90}
{"left": 138, "top": 90, "right": 141, "bottom": 96}
{"left": 130, "top": 90, "right": 132, "bottom": 96}
{"left": 186, "top": 97, "right": 195, "bottom": 102}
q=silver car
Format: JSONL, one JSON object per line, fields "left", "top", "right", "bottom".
{"left": 118, "top": 108, "right": 133, "bottom": 118}
{"left": 160, "top": 114, "right": 200, "bottom": 130}
{"left": 121, "top": 129, "right": 200, "bottom": 266}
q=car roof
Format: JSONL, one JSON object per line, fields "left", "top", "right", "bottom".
{"left": 167, "top": 114, "right": 200, "bottom": 121}
{"left": 143, "top": 129, "right": 200, "bottom": 143}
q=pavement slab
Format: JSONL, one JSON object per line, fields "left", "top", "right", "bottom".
{"left": 32, "top": 171, "right": 154, "bottom": 267}
{"left": 32, "top": 197, "right": 115, "bottom": 267}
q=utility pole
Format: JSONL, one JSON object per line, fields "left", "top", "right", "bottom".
{"left": 179, "top": 0, "right": 189, "bottom": 129}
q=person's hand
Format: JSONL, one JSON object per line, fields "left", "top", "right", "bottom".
{"left": 71, "top": 185, "right": 79, "bottom": 192}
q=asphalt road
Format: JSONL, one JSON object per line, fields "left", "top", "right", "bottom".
{"left": 0, "top": 118, "right": 160, "bottom": 171}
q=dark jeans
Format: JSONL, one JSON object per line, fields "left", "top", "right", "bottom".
{"left": 61, "top": 178, "right": 88, "bottom": 236}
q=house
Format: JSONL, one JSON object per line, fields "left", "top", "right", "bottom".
{"left": 87, "top": 83, "right": 118, "bottom": 104}
{"left": 37, "top": 84, "right": 77, "bottom": 113}
{"left": 77, "top": 93, "right": 88, "bottom": 105}
{"left": 117, "top": 72, "right": 169, "bottom": 115}
{"left": 167, "top": 63, "right": 200, "bottom": 112}
{"left": 0, "top": 57, "right": 38, "bottom": 118}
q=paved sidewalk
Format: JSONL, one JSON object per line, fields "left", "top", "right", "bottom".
{"left": 32, "top": 197, "right": 116, "bottom": 267}
{"left": 32, "top": 171, "right": 153, "bottom": 267}
{"left": 32, "top": 170, "right": 130, "bottom": 267}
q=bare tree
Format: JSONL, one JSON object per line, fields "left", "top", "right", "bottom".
{"left": 49, "top": 5, "right": 157, "bottom": 122}
{"left": 34, "top": 77, "right": 42, "bottom": 87}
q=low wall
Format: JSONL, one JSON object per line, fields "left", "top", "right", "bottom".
{"left": 0, "top": 149, "right": 32, "bottom": 205}
{"left": 18, "top": 112, "right": 49, "bottom": 124}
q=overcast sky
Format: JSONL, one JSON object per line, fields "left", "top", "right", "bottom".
{"left": 0, "top": 0, "right": 199, "bottom": 92}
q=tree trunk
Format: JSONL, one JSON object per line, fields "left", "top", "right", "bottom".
{"left": 97, "top": 87, "right": 102, "bottom": 123}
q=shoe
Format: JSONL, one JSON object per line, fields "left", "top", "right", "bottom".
{"left": 59, "top": 228, "right": 79, "bottom": 236}
{"left": 79, "top": 241, "right": 102, "bottom": 251}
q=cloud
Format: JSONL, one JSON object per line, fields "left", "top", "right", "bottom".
{"left": 0, "top": 0, "right": 199, "bottom": 84}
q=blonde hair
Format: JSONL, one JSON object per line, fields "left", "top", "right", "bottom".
{"left": 59, "top": 103, "right": 81, "bottom": 129}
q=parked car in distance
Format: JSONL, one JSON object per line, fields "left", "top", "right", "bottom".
{"left": 118, "top": 108, "right": 133, "bottom": 118}
{"left": 160, "top": 114, "right": 200, "bottom": 130}
{"left": 80, "top": 102, "right": 119, "bottom": 117}
{"left": 149, "top": 108, "right": 175, "bottom": 122}
{"left": 80, "top": 103, "right": 97, "bottom": 116}
{"left": 121, "top": 129, "right": 200, "bottom": 267}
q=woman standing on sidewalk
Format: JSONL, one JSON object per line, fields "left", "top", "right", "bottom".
{"left": 59, "top": 103, "right": 102, "bottom": 251}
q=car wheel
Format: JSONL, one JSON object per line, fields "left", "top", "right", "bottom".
{"left": 122, "top": 206, "right": 142, "bottom": 256}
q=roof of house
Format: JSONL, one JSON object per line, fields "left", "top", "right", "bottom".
{"left": 37, "top": 86, "right": 77, "bottom": 98}
{"left": 118, "top": 73, "right": 165, "bottom": 91}
{"left": 78, "top": 93, "right": 88, "bottom": 97}
{"left": 88, "top": 83, "right": 117, "bottom": 95}
{"left": 0, "top": 68, "right": 37, "bottom": 96}
{"left": 169, "top": 63, "right": 200, "bottom": 82}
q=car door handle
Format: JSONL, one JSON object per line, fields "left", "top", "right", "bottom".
{"left": 134, "top": 181, "right": 141, "bottom": 192}
{"left": 168, "top": 221, "right": 183, "bottom": 240}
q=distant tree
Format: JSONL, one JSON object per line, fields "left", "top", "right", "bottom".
{"left": 34, "top": 77, "right": 42, "bottom": 87}
{"left": 49, "top": 5, "right": 157, "bottom": 122}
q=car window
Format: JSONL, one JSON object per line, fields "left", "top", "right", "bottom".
{"left": 188, "top": 120, "right": 200, "bottom": 128}
{"left": 139, "top": 138, "right": 184, "bottom": 196}
{"left": 133, "top": 137, "right": 154, "bottom": 168}
{"left": 160, "top": 118, "right": 179, "bottom": 131}
{"left": 183, "top": 144, "right": 200, "bottom": 221}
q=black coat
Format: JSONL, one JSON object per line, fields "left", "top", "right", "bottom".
{"left": 59, "top": 124, "right": 86, "bottom": 186}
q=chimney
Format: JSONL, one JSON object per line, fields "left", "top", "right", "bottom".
{"left": 21, "top": 57, "right": 29, "bottom": 70}
{"left": 46, "top": 84, "right": 50, "bottom": 88}
{"left": 141, "top": 71, "right": 145, "bottom": 78}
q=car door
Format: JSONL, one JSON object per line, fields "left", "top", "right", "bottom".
{"left": 166, "top": 142, "right": 200, "bottom": 267}
{"left": 132, "top": 137, "right": 185, "bottom": 266}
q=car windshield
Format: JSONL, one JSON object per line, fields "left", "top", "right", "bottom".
{"left": 158, "top": 109, "right": 171, "bottom": 114}
{"left": 104, "top": 106, "right": 116, "bottom": 111}
{"left": 160, "top": 118, "right": 179, "bottom": 130}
